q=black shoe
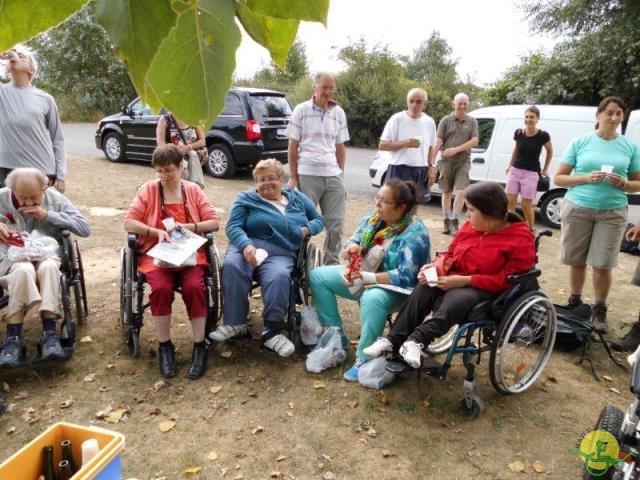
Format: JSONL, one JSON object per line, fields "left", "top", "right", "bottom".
{"left": 567, "top": 294, "right": 583, "bottom": 309}
{"left": 611, "top": 321, "right": 640, "bottom": 352}
{"left": 591, "top": 304, "right": 608, "bottom": 334}
{"left": 158, "top": 342, "right": 176, "bottom": 378}
{"left": 450, "top": 219, "right": 459, "bottom": 235}
{"left": 442, "top": 218, "right": 451, "bottom": 235}
{"left": 187, "top": 343, "right": 208, "bottom": 380}
{"left": 0, "top": 336, "right": 26, "bottom": 368}
{"left": 39, "top": 331, "right": 66, "bottom": 362}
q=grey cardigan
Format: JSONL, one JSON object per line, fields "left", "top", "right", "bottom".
{"left": 0, "top": 187, "right": 90, "bottom": 275}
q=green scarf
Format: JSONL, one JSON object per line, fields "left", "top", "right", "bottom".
{"left": 360, "top": 211, "right": 413, "bottom": 253}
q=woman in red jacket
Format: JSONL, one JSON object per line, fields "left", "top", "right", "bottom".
{"left": 364, "top": 181, "right": 535, "bottom": 368}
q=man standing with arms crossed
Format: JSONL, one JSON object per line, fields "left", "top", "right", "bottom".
{"left": 0, "top": 45, "right": 66, "bottom": 192}
{"left": 379, "top": 88, "right": 437, "bottom": 202}
{"left": 436, "top": 92, "right": 478, "bottom": 234}
{"left": 287, "top": 72, "right": 349, "bottom": 265}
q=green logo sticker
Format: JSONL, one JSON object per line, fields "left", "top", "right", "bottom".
{"left": 569, "top": 430, "right": 636, "bottom": 476}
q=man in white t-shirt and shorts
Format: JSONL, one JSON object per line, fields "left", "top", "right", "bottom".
{"left": 379, "top": 88, "right": 437, "bottom": 202}
{"left": 286, "top": 72, "right": 350, "bottom": 265}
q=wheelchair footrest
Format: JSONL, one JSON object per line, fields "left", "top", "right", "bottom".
{"left": 419, "top": 356, "right": 444, "bottom": 375}
{"left": 385, "top": 358, "right": 413, "bottom": 375}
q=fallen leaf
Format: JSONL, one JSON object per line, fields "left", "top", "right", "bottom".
{"left": 508, "top": 460, "right": 526, "bottom": 473}
{"left": 158, "top": 420, "right": 176, "bottom": 432}
{"left": 288, "top": 401, "right": 294, "bottom": 409}
{"left": 207, "top": 450, "right": 219, "bottom": 461}
{"left": 169, "top": 412, "right": 179, "bottom": 421}
{"left": 184, "top": 466, "right": 202, "bottom": 474}
{"left": 359, "top": 437, "right": 368, "bottom": 444}
{"left": 220, "top": 350, "right": 233, "bottom": 358}
{"left": 98, "top": 385, "right": 111, "bottom": 392}
{"left": 105, "top": 408, "right": 128, "bottom": 424}
{"left": 59, "top": 398, "right": 73, "bottom": 409}
{"left": 532, "top": 460, "right": 545, "bottom": 473}
{"left": 134, "top": 393, "right": 147, "bottom": 403}
{"left": 14, "top": 391, "right": 28, "bottom": 400}
{"left": 105, "top": 363, "right": 115, "bottom": 370}
{"left": 382, "top": 449, "right": 395, "bottom": 458}
{"left": 610, "top": 387, "right": 621, "bottom": 394}
{"left": 366, "top": 428, "right": 377, "bottom": 438}
{"left": 6, "top": 403, "right": 16, "bottom": 412}
{"left": 80, "top": 336, "right": 92, "bottom": 343}
{"left": 276, "top": 455, "right": 286, "bottom": 462}
{"left": 544, "top": 375, "right": 558, "bottom": 383}
{"left": 313, "top": 381, "right": 326, "bottom": 389}
{"left": 220, "top": 467, "right": 228, "bottom": 477}
{"left": 6, "top": 426, "right": 16, "bottom": 435}
{"left": 421, "top": 399, "right": 430, "bottom": 409}
{"left": 377, "top": 391, "right": 390, "bottom": 405}
{"left": 322, "top": 472, "right": 336, "bottom": 480}
{"left": 602, "top": 375, "right": 613, "bottom": 382}
{"left": 322, "top": 454, "right": 332, "bottom": 463}
{"left": 84, "top": 373, "right": 96, "bottom": 382}
{"left": 270, "top": 472, "right": 283, "bottom": 478}
{"left": 251, "top": 425, "right": 264, "bottom": 435}
{"left": 209, "top": 385, "right": 222, "bottom": 394}
{"left": 247, "top": 391, "right": 258, "bottom": 398}
{"left": 153, "top": 380, "right": 166, "bottom": 391}
{"left": 347, "top": 400, "right": 359, "bottom": 408}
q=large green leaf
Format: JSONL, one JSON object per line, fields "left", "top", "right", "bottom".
{"left": 0, "top": 0, "right": 89, "bottom": 50}
{"left": 242, "top": 0, "right": 328, "bottom": 25}
{"left": 236, "top": 2, "right": 299, "bottom": 70}
{"left": 145, "top": 0, "right": 241, "bottom": 127}
{"left": 94, "top": 0, "right": 175, "bottom": 111}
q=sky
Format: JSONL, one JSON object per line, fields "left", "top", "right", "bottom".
{"left": 234, "top": 0, "right": 558, "bottom": 86}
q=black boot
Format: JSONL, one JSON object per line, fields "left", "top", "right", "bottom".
{"left": 591, "top": 303, "right": 608, "bottom": 334}
{"left": 450, "top": 218, "right": 459, "bottom": 235}
{"left": 611, "top": 321, "right": 640, "bottom": 352}
{"left": 442, "top": 218, "right": 451, "bottom": 234}
{"left": 187, "top": 342, "right": 207, "bottom": 380}
{"left": 158, "top": 341, "right": 176, "bottom": 378}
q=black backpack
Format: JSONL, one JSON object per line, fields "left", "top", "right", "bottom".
{"left": 621, "top": 223, "right": 640, "bottom": 255}
{"left": 553, "top": 303, "right": 593, "bottom": 351}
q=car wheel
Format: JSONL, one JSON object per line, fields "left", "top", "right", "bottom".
{"left": 204, "top": 144, "right": 236, "bottom": 178}
{"left": 103, "top": 132, "right": 125, "bottom": 162}
{"left": 538, "top": 190, "right": 564, "bottom": 229}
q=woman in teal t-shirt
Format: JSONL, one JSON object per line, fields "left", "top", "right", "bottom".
{"left": 554, "top": 96, "right": 640, "bottom": 334}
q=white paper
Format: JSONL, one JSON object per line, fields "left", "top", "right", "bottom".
{"left": 255, "top": 248, "right": 268, "bottom": 266}
{"left": 425, "top": 266, "right": 439, "bottom": 287}
{"left": 147, "top": 226, "right": 206, "bottom": 267}
{"left": 601, "top": 164, "right": 614, "bottom": 173}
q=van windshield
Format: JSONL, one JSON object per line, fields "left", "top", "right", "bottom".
{"left": 475, "top": 118, "right": 496, "bottom": 151}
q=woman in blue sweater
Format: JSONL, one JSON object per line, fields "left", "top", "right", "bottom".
{"left": 309, "top": 180, "right": 431, "bottom": 380}
{"left": 210, "top": 159, "right": 324, "bottom": 356}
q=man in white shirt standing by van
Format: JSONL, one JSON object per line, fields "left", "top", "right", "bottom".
{"left": 287, "top": 72, "right": 350, "bottom": 265}
{"left": 378, "top": 88, "right": 437, "bottom": 203}
{"left": 435, "top": 93, "right": 478, "bottom": 234}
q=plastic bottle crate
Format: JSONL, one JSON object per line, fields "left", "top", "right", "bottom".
{"left": 0, "top": 421, "right": 125, "bottom": 480}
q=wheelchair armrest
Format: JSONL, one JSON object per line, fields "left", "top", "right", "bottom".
{"left": 205, "top": 232, "right": 214, "bottom": 247}
{"left": 507, "top": 269, "right": 541, "bottom": 284}
{"left": 127, "top": 233, "right": 138, "bottom": 249}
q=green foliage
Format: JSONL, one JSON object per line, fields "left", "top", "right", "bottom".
{"left": 488, "top": 1, "right": 640, "bottom": 109}
{"left": 0, "top": 0, "right": 328, "bottom": 127}
{"left": 28, "top": 3, "right": 136, "bottom": 120}
{"left": 406, "top": 31, "right": 458, "bottom": 90}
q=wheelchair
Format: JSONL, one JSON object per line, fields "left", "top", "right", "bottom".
{"left": 387, "top": 229, "right": 557, "bottom": 417}
{"left": 119, "top": 232, "right": 221, "bottom": 357}
{"left": 0, "top": 230, "right": 87, "bottom": 362}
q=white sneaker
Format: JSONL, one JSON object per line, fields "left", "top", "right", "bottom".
{"left": 263, "top": 333, "right": 295, "bottom": 357}
{"left": 399, "top": 341, "right": 424, "bottom": 369}
{"left": 209, "top": 324, "right": 247, "bottom": 342}
{"left": 363, "top": 337, "right": 393, "bottom": 359}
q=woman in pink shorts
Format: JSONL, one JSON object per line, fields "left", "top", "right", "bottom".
{"left": 505, "top": 106, "right": 553, "bottom": 228}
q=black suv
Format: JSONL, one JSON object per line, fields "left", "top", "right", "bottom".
{"left": 94, "top": 87, "right": 292, "bottom": 178}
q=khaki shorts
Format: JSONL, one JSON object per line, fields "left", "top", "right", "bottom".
{"left": 437, "top": 159, "right": 470, "bottom": 193}
{"left": 559, "top": 200, "right": 627, "bottom": 268}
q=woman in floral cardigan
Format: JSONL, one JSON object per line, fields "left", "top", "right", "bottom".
{"left": 309, "top": 180, "right": 430, "bottom": 381}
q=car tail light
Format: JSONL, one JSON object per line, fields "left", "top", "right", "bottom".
{"left": 245, "top": 120, "right": 261, "bottom": 141}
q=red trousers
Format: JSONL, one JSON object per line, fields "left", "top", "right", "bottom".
{"left": 145, "top": 266, "right": 207, "bottom": 318}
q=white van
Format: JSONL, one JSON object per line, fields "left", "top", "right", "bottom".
{"left": 369, "top": 105, "right": 640, "bottom": 228}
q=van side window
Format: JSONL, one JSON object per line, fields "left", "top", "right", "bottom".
{"left": 221, "top": 93, "right": 243, "bottom": 116}
{"left": 475, "top": 118, "right": 496, "bottom": 151}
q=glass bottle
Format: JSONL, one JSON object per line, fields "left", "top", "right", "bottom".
{"left": 41, "top": 445, "right": 56, "bottom": 480}
{"left": 60, "top": 439, "right": 78, "bottom": 474}
{"left": 58, "top": 459, "right": 73, "bottom": 480}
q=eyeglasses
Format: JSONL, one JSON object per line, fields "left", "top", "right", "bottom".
{"left": 255, "top": 175, "right": 281, "bottom": 184}
{"left": 155, "top": 167, "right": 179, "bottom": 177}
{"left": 316, "top": 85, "right": 336, "bottom": 93}
{"left": 375, "top": 194, "right": 396, "bottom": 206}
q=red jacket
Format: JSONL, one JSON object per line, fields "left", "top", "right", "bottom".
{"left": 443, "top": 220, "right": 535, "bottom": 293}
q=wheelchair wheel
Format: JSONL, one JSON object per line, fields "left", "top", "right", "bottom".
{"left": 460, "top": 394, "right": 484, "bottom": 418}
{"left": 426, "top": 325, "right": 458, "bottom": 354}
{"left": 489, "top": 291, "right": 556, "bottom": 395}
{"left": 208, "top": 243, "right": 222, "bottom": 324}
{"left": 75, "top": 240, "right": 88, "bottom": 322}
{"left": 583, "top": 404, "right": 625, "bottom": 480}
{"left": 127, "top": 326, "right": 141, "bottom": 358}
{"left": 60, "top": 275, "right": 76, "bottom": 345}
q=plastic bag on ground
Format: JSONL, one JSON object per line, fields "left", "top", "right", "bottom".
{"left": 300, "top": 304, "right": 323, "bottom": 346}
{"left": 358, "top": 356, "right": 395, "bottom": 390}
{"left": 305, "top": 326, "right": 347, "bottom": 373}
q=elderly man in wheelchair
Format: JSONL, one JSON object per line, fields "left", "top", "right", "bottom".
{"left": 209, "top": 159, "right": 324, "bottom": 357}
{"left": 365, "top": 182, "right": 557, "bottom": 415}
{"left": 0, "top": 168, "right": 90, "bottom": 367}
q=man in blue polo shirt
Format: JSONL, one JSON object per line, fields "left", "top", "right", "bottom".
{"left": 286, "top": 72, "right": 350, "bottom": 265}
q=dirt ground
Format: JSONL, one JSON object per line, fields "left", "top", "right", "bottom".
{"left": 1, "top": 155, "right": 639, "bottom": 479}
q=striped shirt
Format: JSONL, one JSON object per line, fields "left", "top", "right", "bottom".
{"left": 286, "top": 97, "right": 349, "bottom": 177}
